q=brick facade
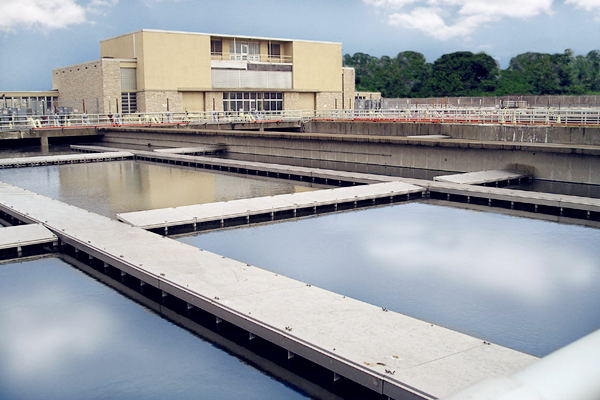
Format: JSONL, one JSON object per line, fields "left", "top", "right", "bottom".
{"left": 283, "top": 92, "right": 300, "bottom": 110}
{"left": 342, "top": 68, "right": 355, "bottom": 110}
{"left": 204, "top": 92, "right": 224, "bottom": 112}
{"left": 52, "top": 59, "right": 121, "bottom": 114}
{"left": 137, "top": 91, "right": 183, "bottom": 113}
{"left": 315, "top": 92, "right": 343, "bottom": 110}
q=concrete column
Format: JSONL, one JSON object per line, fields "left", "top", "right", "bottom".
{"left": 40, "top": 135, "right": 49, "bottom": 153}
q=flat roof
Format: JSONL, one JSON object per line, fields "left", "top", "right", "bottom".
{"left": 51, "top": 58, "right": 137, "bottom": 72}
{"left": 100, "top": 29, "right": 342, "bottom": 46}
{"left": 1, "top": 90, "right": 58, "bottom": 96}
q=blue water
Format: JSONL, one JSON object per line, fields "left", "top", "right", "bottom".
{"left": 180, "top": 202, "right": 600, "bottom": 357}
{"left": 0, "top": 258, "right": 307, "bottom": 400}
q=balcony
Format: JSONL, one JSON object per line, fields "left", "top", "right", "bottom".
{"left": 211, "top": 53, "right": 292, "bottom": 64}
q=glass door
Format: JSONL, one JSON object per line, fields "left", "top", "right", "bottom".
{"left": 240, "top": 44, "right": 249, "bottom": 60}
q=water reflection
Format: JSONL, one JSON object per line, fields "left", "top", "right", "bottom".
{"left": 0, "top": 144, "right": 76, "bottom": 159}
{"left": 506, "top": 180, "right": 600, "bottom": 199}
{"left": 180, "top": 203, "right": 600, "bottom": 357}
{"left": 0, "top": 161, "right": 317, "bottom": 218}
{"left": 0, "top": 258, "right": 307, "bottom": 400}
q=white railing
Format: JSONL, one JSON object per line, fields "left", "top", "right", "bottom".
{"left": 211, "top": 53, "right": 293, "bottom": 64}
{"left": 3, "top": 107, "right": 600, "bottom": 132}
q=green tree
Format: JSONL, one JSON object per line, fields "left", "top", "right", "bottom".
{"left": 504, "top": 50, "right": 580, "bottom": 95}
{"left": 586, "top": 50, "right": 600, "bottom": 92}
{"left": 572, "top": 50, "right": 600, "bottom": 93}
{"left": 346, "top": 49, "right": 600, "bottom": 98}
{"left": 391, "top": 51, "right": 430, "bottom": 97}
{"left": 343, "top": 52, "right": 380, "bottom": 92}
{"left": 495, "top": 69, "right": 533, "bottom": 96}
{"left": 344, "top": 51, "right": 430, "bottom": 97}
{"left": 424, "top": 51, "right": 500, "bottom": 96}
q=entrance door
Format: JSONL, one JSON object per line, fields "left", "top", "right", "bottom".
{"left": 241, "top": 44, "right": 249, "bottom": 61}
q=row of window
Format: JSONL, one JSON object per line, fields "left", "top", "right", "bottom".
{"left": 223, "top": 92, "right": 283, "bottom": 112}
{"left": 211, "top": 39, "right": 281, "bottom": 58}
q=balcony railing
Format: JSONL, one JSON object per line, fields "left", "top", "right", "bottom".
{"left": 211, "top": 53, "right": 292, "bottom": 64}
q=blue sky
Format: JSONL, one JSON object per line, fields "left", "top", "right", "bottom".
{"left": 1, "top": 0, "right": 599, "bottom": 91}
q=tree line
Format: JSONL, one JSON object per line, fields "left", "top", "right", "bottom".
{"left": 344, "top": 50, "right": 600, "bottom": 98}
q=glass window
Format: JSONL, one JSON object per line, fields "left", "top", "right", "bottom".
{"left": 269, "top": 44, "right": 281, "bottom": 57}
{"left": 211, "top": 40, "right": 222, "bottom": 55}
{"left": 222, "top": 92, "right": 283, "bottom": 114}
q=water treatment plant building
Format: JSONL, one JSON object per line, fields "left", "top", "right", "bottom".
{"left": 50, "top": 29, "right": 355, "bottom": 115}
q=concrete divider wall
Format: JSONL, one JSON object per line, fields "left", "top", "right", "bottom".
{"left": 100, "top": 128, "right": 600, "bottom": 186}
{"left": 303, "top": 121, "right": 600, "bottom": 146}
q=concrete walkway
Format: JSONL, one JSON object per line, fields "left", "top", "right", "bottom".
{"left": 0, "top": 180, "right": 536, "bottom": 400}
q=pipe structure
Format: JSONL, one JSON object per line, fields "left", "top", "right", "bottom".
{"left": 443, "top": 329, "right": 600, "bottom": 400}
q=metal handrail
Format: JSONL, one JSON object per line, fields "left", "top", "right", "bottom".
{"left": 2, "top": 107, "right": 600, "bottom": 132}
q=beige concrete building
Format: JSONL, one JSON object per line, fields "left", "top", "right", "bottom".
{"left": 52, "top": 29, "right": 355, "bottom": 114}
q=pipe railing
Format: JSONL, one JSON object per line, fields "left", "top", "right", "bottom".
{"left": 2, "top": 107, "right": 600, "bottom": 132}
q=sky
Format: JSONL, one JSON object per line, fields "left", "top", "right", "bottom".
{"left": 0, "top": 0, "right": 599, "bottom": 91}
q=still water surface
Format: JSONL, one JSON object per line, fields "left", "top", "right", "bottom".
{"left": 180, "top": 203, "right": 600, "bottom": 357}
{"left": 0, "top": 258, "right": 307, "bottom": 400}
{"left": 0, "top": 160, "right": 317, "bottom": 218}
{"left": 1, "top": 150, "right": 599, "bottom": 396}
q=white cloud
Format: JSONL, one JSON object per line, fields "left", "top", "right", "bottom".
{"left": 0, "top": 287, "right": 114, "bottom": 381}
{"left": 364, "top": 0, "right": 554, "bottom": 40}
{"left": 0, "top": 0, "right": 117, "bottom": 32}
{"left": 566, "top": 0, "right": 600, "bottom": 19}
{"left": 362, "top": 214, "right": 597, "bottom": 304}
{"left": 566, "top": 0, "right": 600, "bottom": 10}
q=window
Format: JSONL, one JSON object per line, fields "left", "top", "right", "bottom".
{"left": 121, "top": 92, "right": 137, "bottom": 114}
{"left": 211, "top": 39, "right": 222, "bottom": 55}
{"left": 269, "top": 43, "right": 281, "bottom": 59}
{"left": 120, "top": 68, "right": 137, "bottom": 91}
{"left": 229, "top": 41, "right": 260, "bottom": 62}
{"left": 223, "top": 92, "right": 283, "bottom": 113}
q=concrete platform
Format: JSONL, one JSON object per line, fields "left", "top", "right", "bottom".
{"left": 0, "top": 223, "right": 58, "bottom": 259}
{"left": 153, "top": 146, "right": 225, "bottom": 155}
{"left": 117, "top": 181, "right": 425, "bottom": 231}
{"left": 406, "top": 135, "right": 450, "bottom": 139}
{"left": 403, "top": 178, "right": 600, "bottom": 213}
{"left": 0, "top": 224, "right": 57, "bottom": 250}
{"left": 433, "top": 170, "right": 528, "bottom": 185}
{"left": 0, "top": 180, "right": 537, "bottom": 400}
{"left": 0, "top": 151, "right": 134, "bottom": 169}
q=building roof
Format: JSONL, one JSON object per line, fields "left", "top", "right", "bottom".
{"left": 1, "top": 90, "right": 58, "bottom": 97}
{"left": 100, "top": 29, "right": 342, "bottom": 46}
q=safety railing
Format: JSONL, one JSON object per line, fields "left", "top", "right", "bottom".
{"left": 210, "top": 53, "right": 293, "bottom": 64}
{"left": 2, "top": 107, "right": 600, "bottom": 132}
